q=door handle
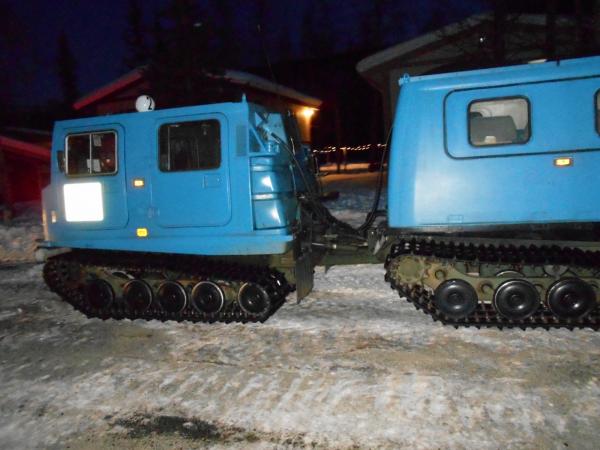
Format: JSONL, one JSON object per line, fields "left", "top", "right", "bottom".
{"left": 203, "top": 174, "right": 221, "bottom": 188}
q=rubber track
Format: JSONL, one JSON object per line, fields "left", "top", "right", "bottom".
{"left": 43, "top": 250, "right": 291, "bottom": 324}
{"left": 385, "top": 238, "right": 600, "bottom": 330}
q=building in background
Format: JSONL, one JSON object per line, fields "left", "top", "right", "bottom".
{"left": 73, "top": 68, "right": 322, "bottom": 143}
{"left": 357, "top": 13, "right": 595, "bottom": 129}
{"left": 259, "top": 49, "right": 384, "bottom": 149}
{"left": 0, "top": 129, "right": 51, "bottom": 222}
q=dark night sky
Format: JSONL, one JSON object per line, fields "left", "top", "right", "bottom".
{"left": 4, "top": 0, "right": 483, "bottom": 108}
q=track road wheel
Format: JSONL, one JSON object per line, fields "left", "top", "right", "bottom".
{"left": 123, "top": 279, "right": 153, "bottom": 313}
{"left": 493, "top": 279, "right": 540, "bottom": 320}
{"left": 85, "top": 279, "right": 114, "bottom": 310}
{"left": 434, "top": 279, "right": 478, "bottom": 319}
{"left": 157, "top": 281, "right": 187, "bottom": 314}
{"left": 238, "top": 282, "right": 271, "bottom": 319}
{"left": 44, "top": 258, "right": 79, "bottom": 295}
{"left": 546, "top": 278, "right": 597, "bottom": 320}
{"left": 191, "top": 281, "right": 225, "bottom": 315}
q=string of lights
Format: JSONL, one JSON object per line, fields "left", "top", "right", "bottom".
{"left": 312, "top": 143, "right": 386, "bottom": 154}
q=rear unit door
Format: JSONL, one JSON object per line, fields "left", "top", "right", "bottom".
{"left": 152, "top": 113, "right": 231, "bottom": 228}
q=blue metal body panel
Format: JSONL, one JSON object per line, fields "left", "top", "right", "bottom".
{"left": 388, "top": 56, "right": 600, "bottom": 229}
{"left": 42, "top": 102, "right": 299, "bottom": 255}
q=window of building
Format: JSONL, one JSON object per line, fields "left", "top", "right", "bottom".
{"left": 468, "top": 97, "right": 530, "bottom": 147}
{"left": 159, "top": 120, "right": 221, "bottom": 172}
{"left": 66, "top": 131, "right": 117, "bottom": 176}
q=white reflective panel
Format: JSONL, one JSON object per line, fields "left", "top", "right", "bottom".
{"left": 63, "top": 182, "right": 104, "bottom": 222}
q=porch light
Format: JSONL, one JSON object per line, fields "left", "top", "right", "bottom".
{"left": 300, "top": 107, "right": 317, "bottom": 119}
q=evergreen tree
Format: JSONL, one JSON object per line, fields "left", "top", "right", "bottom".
{"left": 0, "top": 0, "right": 25, "bottom": 110}
{"left": 147, "top": 0, "right": 221, "bottom": 107}
{"left": 210, "top": 0, "right": 240, "bottom": 67}
{"left": 277, "top": 27, "right": 293, "bottom": 61}
{"left": 254, "top": 0, "right": 270, "bottom": 65}
{"left": 123, "top": 0, "right": 148, "bottom": 69}
{"left": 360, "top": 0, "right": 387, "bottom": 49}
{"left": 421, "top": 0, "right": 449, "bottom": 34}
{"left": 57, "top": 32, "right": 79, "bottom": 110}
{"left": 300, "top": 0, "right": 334, "bottom": 59}
{"left": 574, "top": 0, "right": 599, "bottom": 55}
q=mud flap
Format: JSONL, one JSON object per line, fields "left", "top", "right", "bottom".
{"left": 295, "top": 251, "right": 314, "bottom": 302}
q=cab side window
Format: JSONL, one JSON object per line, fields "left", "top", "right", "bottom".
{"left": 469, "top": 97, "right": 530, "bottom": 147}
{"left": 66, "top": 131, "right": 117, "bottom": 176}
{"left": 159, "top": 120, "right": 221, "bottom": 172}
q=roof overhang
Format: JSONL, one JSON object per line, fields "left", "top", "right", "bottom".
{"left": 73, "top": 68, "right": 145, "bottom": 110}
{"left": 221, "top": 70, "right": 322, "bottom": 108}
{"left": 0, "top": 135, "right": 50, "bottom": 161}
{"left": 356, "top": 13, "right": 490, "bottom": 78}
{"left": 73, "top": 67, "right": 322, "bottom": 111}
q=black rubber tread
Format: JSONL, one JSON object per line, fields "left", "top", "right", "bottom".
{"left": 43, "top": 250, "right": 290, "bottom": 324}
{"left": 385, "top": 238, "right": 600, "bottom": 330}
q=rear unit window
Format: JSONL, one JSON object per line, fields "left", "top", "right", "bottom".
{"left": 66, "top": 131, "right": 117, "bottom": 176}
{"left": 159, "top": 120, "right": 221, "bottom": 172}
{"left": 468, "top": 97, "right": 530, "bottom": 147}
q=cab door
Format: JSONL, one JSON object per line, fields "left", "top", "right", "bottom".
{"left": 151, "top": 114, "right": 231, "bottom": 228}
{"left": 60, "top": 125, "right": 129, "bottom": 230}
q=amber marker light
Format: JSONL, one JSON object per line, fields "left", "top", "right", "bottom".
{"left": 133, "top": 178, "right": 145, "bottom": 187}
{"left": 136, "top": 228, "right": 149, "bottom": 238}
{"left": 554, "top": 157, "right": 573, "bottom": 167}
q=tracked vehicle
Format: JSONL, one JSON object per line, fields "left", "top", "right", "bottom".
{"left": 40, "top": 56, "right": 600, "bottom": 329}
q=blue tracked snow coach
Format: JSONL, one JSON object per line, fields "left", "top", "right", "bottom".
{"left": 41, "top": 56, "right": 600, "bottom": 330}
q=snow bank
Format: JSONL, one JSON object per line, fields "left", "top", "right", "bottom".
{"left": 0, "top": 203, "right": 43, "bottom": 263}
{"left": 320, "top": 170, "right": 387, "bottom": 227}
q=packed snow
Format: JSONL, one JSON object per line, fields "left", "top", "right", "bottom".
{"left": 0, "top": 170, "right": 599, "bottom": 449}
{"left": 0, "top": 202, "right": 43, "bottom": 264}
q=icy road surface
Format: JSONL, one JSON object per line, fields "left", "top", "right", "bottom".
{"left": 1, "top": 169, "right": 600, "bottom": 449}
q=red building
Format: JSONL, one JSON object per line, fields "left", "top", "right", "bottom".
{"left": 0, "top": 130, "right": 51, "bottom": 221}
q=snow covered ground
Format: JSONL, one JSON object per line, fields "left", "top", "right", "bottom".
{"left": 1, "top": 171, "right": 600, "bottom": 449}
